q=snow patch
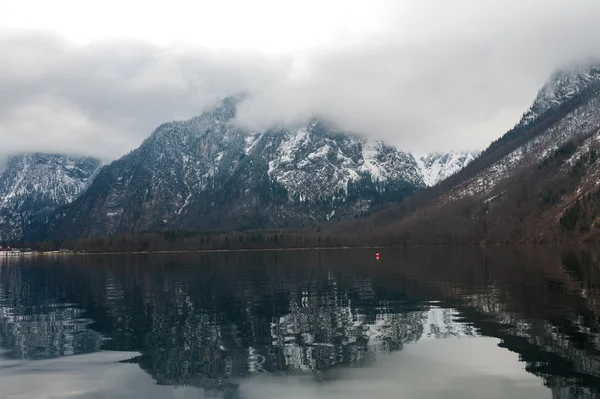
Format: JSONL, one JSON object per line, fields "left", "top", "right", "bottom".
{"left": 359, "top": 140, "right": 384, "bottom": 181}
{"left": 417, "top": 151, "right": 479, "bottom": 186}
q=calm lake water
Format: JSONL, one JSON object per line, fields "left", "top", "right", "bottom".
{"left": 1, "top": 247, "right": 600, "bottom": 398}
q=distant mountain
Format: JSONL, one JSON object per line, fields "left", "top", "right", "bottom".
{"left": 342, "top": 63, "right": 600, "bottom": 244}
{"left": 48, "top": 99, "right": 429, "bottom": 239}
{"left": 416, "top": 151, "right": 479, "bottom": 186}
{"left": 0, "top": 154, "right": 101, "bottom": 242}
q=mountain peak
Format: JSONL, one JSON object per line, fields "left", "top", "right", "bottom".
{"left": 5, "top": 153, "right": 101, "bottom": 174}
{"left": 206, "top": 95, "right": 240, "bottom": 121}
{"left": 47, "top": 106, "right": 436, "bottom": 238}
{"left": 1, "top": 98, "right": 479, "bottom": 241}
{"left": 0, "top": 153, "right": 102, "bottom": 242}
{"left": 518, "top": 63, "right": 600, "bottom": 128}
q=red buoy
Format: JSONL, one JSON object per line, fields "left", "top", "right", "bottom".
{"left": 375, "top": 253, "right": 380, "bottom": 261}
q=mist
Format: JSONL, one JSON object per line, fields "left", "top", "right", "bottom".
{"left": 2, "top": 0, "right": 600, "bottom": 160}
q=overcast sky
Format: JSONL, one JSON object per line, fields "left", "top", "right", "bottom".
{"left": 1, "top": 0, "right": 600, "bottom": 161}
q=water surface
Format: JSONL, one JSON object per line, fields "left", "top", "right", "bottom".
{"left": 0, "top": 246, "right": 599, "bottom": 398}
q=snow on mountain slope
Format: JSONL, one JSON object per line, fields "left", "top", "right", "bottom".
{"left": 518, "top": 65, "right": 600, "bottom": 128}
{"left": 266, "top": 122, "right": 424, "bottom": 203}
{"left": 336, "top": 64, "right": 600, "bottom": 245}
{"left": 1, "top": 99, "right": 477, "bottom": 241}
{"left": 0, "top": 153, "right": 101, "bottom": 242}
{"left": 416, "top": 151, "right": 479, "bottom": 187}
{"left": 49, "top": 100, "right": 428, "bottom": 238}
{"left": 448, "top": 70, "right": 600, "bottom": 203}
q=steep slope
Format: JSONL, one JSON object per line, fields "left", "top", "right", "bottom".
{"left": 50, "top": 99, "right": 425, "bottom": 238}
{"left": 0, "top": 154, "right": 101, "bottom": 242}
{"left": 416, "top": 151, "right": 479, "bottom": 186}
{"left": 337, "top": 63, "right": 600, "bottom": 244}
{"left": 518, "top": 65, "right": 600, "bottom": 128}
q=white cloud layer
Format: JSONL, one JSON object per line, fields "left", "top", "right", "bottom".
{"left": 1, "top": 0, "right": 600, "bottom": 161}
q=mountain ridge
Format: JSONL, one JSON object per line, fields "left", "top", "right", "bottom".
{"left": 1, "top": 144, "right": 474, "bottom": 243}
{"left": 0, "top": 97, "right": 491, "bottom": 243}
{"left": 33, "top": 61, "right": 600, "bottom": 249}
{"left": 518, "top": 64, "right": 600, "bottom": 128}
{"left": 47, "top": 99, "right": 472, "bottom": 240}
{"left": 0, "top": 153, "right": 102, "bottom": 242}
{"left": 331, "top": 63, "right": 600, "bottom": 245}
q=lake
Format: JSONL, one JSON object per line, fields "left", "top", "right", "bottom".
{"left": 0, "top": 246, "right": 599, "bottom": 398}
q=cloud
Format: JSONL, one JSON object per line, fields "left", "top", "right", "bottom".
{"left": 236, "top": 0, "right": 600, "bottom": 153}
{"left": 0, "top": 33, "right": 287, "bottom": 161}
{"left": 1, "top": 0, "right": 600, "bottom": 160}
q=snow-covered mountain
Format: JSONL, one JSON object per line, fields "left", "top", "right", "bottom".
{"left": 0, "top": 154, "right": 101, "bottom": 242}
{"left": 49, "top": 99, "right": 430, "bottom": 238}
{"left": 518, "top": 64, "right": 600, "bottom": 128}
{"left": 448, "top": 64, "right": 600, "bottom": 204}
{"left": 416, "top": 151, "right": 479, "bottom": 186}
{"left": 0, "top": 102, "right": 476, "bottom": 242}
{"left": 357, "top": 63, "right": 600, "bottom": 244}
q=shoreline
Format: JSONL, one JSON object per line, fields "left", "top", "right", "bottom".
{"left": 12, "top": 241, "right": 596, "bottom": 257}
{"left": 34, "top": 246, "right": 385, "bottom": 256}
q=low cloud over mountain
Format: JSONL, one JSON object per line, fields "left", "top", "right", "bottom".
{"left": 2, "top": 0, "right": 600, "bottom": 160}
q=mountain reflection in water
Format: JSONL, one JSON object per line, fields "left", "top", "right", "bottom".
{"left": 0, "top": 246, "right": 599, "bottom": 398}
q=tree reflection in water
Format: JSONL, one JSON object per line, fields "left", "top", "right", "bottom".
{"left": 0, "top": 246, "right": 599, "bottom": 398}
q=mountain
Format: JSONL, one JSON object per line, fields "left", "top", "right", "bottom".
{"left": 518, "top": 65, "right": 600, "bottom": 128}
{"left": 416, "top": 151, "right": 479, "bottom": 186}
{"left": 22, "top": 63, "right": 600, "bottom": 247}
{"left": 343, "top": 63, "right": 600, "bottom": 244}
{"left": 48, "top": 99, "right": 428, "bottom": 239}
{"left": 0, "top": 154, "right": 101, "bottom": 242}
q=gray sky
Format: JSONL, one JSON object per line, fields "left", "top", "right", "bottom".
{"left": 1, "top": 0, "right": 600, "bottom": 161}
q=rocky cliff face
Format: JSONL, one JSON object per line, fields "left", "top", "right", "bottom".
{"left": 518, "top": 64, "right": 600, "bottom": 128}
{"left": 416, "top": 151, "right": 479, "bottom": 186}
{"left": 0, "top": 154, "right": 101, "bottom": 242}
{"left": 49, "top": 99, "right": 430, "bottom": 238}
{"left": 1, "top": 97, "right": 480, "bottom": 242}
